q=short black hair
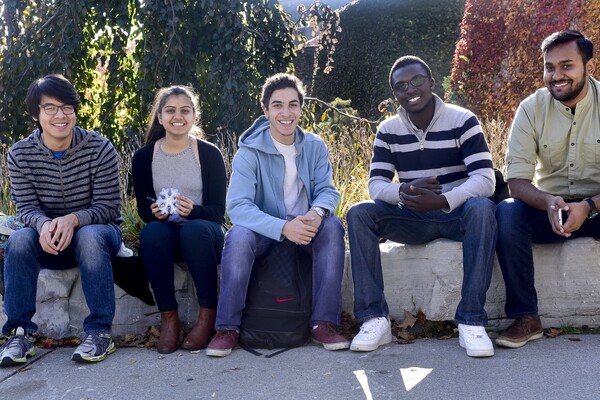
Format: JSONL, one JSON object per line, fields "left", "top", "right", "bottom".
{"left": 541, "top": 30, "right": 594, "bottom": 64}
{"left": 26, "top": 74, "right": 79, "bottom": 130}
{"left": 389, "top": 56, "right": 433, "bottom": 89}
{"left": 261, "top": 73, "right": 306, "bottom": 109}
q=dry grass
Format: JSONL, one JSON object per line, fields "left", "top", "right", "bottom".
{"left": 481, "top": 118, "right": 509, "bottom": 173}
{"left": 0, "top": 144, "right": 16, "bottom": 216}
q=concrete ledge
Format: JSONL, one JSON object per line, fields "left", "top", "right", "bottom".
{"left": 0, "top": 263, "right": 199, "bottom": 338}
{"left": 2, "top": 238, "right": 600, "bottom": 337}
{"left": 341, "top": 237, "right": 600, "bottom": 329}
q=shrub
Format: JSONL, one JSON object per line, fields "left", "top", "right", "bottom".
{"left": 448, "top": 0, "right": 600, "bottom": 123}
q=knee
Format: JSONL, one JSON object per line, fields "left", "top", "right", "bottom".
{"left": 318, "top": 217, "right": 344, "bottom": 244}
{"left": 496, "top": 198, "right": 525, "bottom": 227}
{"left": 5, "top": 227, "right": 38, "bottom": 256}
{"left": 181, "top": 220, "right": 222, "bottom": 243}
{"left": 346, "top": 201, "right": 372, "bottom": 229}
{"left": 140, "top": 221, "right": 171, "bottom": 246}
{"left": 224, "top": 225, "right": 256, "bottom": 250}
{"left": 75, "top": 225, "right": 119, "bottom": 257}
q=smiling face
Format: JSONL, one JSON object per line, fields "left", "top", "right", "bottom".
{"left": 158, "top": 94, "right": 196, "bottom": 137}
{"left": 263, "top": 87, "right": 302, "bottom": 145}
{"left": 543, "top": 40, "right": 594, "bottom": 107}
{"left": 37, "top": 95, "right": 77, "bottom": 151}
{"left": 391, "top": 63, "right": 435, "bottom": 115}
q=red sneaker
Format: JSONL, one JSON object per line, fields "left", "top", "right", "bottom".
{"left": 206, "top": 330, "right": 239, "bottom": 357}
{"left": 311, "top": 322, "right": 350, "bottom": 351}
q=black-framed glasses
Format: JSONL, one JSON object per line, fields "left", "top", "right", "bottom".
{"left": 392, "top": 75, "right": 429, "bottom": 93}
{"left": 39, "top": 104, "right": 75, "bottom": 115}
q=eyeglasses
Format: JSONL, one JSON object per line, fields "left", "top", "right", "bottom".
{"left": 39, "top": 104, "right": 75, "bottom": 115}
{"left": 392, "top": 75, "right": 429, "bottom": 93}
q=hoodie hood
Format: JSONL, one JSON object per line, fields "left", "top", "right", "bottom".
{"left": 238, "top": 115, "right": 306, "bottom": 154}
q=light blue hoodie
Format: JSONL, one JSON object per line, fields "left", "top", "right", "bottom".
{"left": 227, "top": 116, "right": 340, "bottom": 240}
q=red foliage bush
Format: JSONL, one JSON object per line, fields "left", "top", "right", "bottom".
{"left": 447, "top": 0, "right": 599, "bottom": 123}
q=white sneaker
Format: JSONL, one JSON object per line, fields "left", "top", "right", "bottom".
{"left": 458, "top": 324, "right": 494, "bottom": 357}
{"left": 350, "top": 317, "right": 393, "bottom": 352}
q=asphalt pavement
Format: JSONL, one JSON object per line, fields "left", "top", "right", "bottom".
{"left": 1, "top": 334, "right": 599, "bottom": 400}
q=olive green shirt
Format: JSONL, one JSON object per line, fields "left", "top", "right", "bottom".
{"left": 506, "top": 77, "right": 600, "bottom": 199}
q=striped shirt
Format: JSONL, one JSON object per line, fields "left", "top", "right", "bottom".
{"left": 8, "top": 127, "right": 121, "bottom": 233}
{"left": 369, "top": 95, "right": 495, "bottom": 211}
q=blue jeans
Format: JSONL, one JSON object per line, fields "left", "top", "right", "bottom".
{"left": 347, "top": 197, "right": 497, "bottom": 326}
{"left": 216, "top": 217, "right": 345, "bottom": 330}
{"left": 2, "top": 224, "right": 122, "bottom": 335}
{"left": 496, "top": 198, "right": 600, "bottom": 318}
{"left": 139, "top": 220, "right": 225, "bottom": 311}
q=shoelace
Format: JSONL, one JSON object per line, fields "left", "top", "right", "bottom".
{"left": 1, "top": 335, "right": 31, "bottom": 354}
{"left": 215, "top": 331, "right": 236, "bottom": 339}
{"left": 360, "top": 319, "right": 385, "bottom": 333}
{"left": 463, "top": 326, "right": 486, "bottom": 339}
{"left": 79, "top": 334, "right": 109, "bottom": 354}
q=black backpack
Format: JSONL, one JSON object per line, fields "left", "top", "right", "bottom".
{"left": 240, "top": 239, "right": 312, "bottom": 349}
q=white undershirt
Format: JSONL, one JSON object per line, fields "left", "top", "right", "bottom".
{"left": 271, "top": 134, "right": 308, "bottom": 219}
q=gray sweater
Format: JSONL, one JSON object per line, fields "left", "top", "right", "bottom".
{"left": 7, "top": 127, "right": 121, "bottom": 233}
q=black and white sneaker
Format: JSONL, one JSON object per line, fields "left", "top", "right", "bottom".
{"left": 71, "top": 333, "right": 116, "bottom": 363}
{"left": 0, "top": 327, "right": 36, "bottom": 367}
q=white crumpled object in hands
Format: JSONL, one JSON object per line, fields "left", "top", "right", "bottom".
{"left": 157, "top": 188, "right": 180, "bottom": 215}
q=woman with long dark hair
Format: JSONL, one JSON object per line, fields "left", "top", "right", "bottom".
{"left": 132, "top": 85, "right": 226, "bottom": 354}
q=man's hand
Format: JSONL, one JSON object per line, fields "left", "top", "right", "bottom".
{"left": 302, "top": 209, "right": 323, "bottom": 229}
{"left": 549, "top": 197, "right": 588, "bottom": 237}
{"left": 282, "top": 216, "right": 318, "bottom": 245}
{"left": 39, "top": 214, "right": 79, "bottom": 254}
{"left": 400, "top": 186, "right": 448, "bottom": 212}
{"left": 401, "top": 176, "right": 442, "bottom": 195}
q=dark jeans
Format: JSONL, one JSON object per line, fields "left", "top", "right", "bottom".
{"left": 496, "top": 198, "right": 600, "bottom": 318}
{"left": 139, "top": 220, "right": 225, "bottom": 311}
{"left": 347, "top": 197, "right": 497, "bottom": 326}
{"left": 3, "top": 224, "right": 121, "bottom": 335}
{"left": 215, "top": 217, "right": 346, "bottom": 330}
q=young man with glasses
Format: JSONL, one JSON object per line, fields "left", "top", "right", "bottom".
{"left": 346, "top": 56, "right": 497, "bottom": 357}
{"left": 0, "top": 74, "right": 122, "bottom": 366}
{"left": 496, "top": 30, "right": 599, "bottom": 349}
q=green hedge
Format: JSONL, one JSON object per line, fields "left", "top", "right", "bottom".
{"left": 304, "top": 0, "right": 465, "bottom": 118}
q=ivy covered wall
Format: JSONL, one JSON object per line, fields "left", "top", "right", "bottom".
{"left": 448, "top": 0, "right": 600, "bottom": 123}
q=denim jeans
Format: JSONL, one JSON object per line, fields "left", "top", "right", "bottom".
{"left": 139, "top": 220, "right": 225, "bottom": 311}
{"left": 347, "top": 197, "right": 497, "bottom": 326}
{"left": 215, "top": 216, "right": 345, "bottom": 330}
{"left": 496, "top": 198, "right": 600, "bottom": 318}
{"left": 2, "top": 224, "right": 122, "bottom": 335}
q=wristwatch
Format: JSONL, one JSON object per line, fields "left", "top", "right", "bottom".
{"left": 311, "top": 206, "right": 329, "bottom": 218}
{"left": 584, "top": 197, "right": 598, "bottom": 219}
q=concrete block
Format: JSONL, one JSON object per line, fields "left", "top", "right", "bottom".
{"left": 2, "top": 237, "right": 599, "bottom": 338}
{"left": 343, "top": 237, "right": 600, "bottom": 329}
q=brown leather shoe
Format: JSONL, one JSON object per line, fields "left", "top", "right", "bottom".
{"left": 181, "top": 308, "right": 216, "bottom": 351}
{"left": 156, "top": 310, "right": 180, "bottom": 354}
{"left": 496, "top": 316, "right": 543, "bottom": 348}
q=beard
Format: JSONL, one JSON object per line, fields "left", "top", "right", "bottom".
{"left": 548, "top": 72, "right": 587, "bottom": 103}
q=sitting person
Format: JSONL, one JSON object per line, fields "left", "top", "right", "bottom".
{"left": 496, "top": 30, "right": 600, "bottom": 348}
{"left": 206, "top": 73, "right": 349, "bottom": 357}
{"left": 346, "top": 56, "right": 497, "bottom": 357}
{"left": 0, "top": 74, "right": 122, "bottom": 366}
{"left": 132, "top": 85, "right": 226, "bottom": 354}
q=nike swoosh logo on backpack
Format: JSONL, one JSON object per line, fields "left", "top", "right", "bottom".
{"left": 275, "top": 297, "right": 293, "bottom": 303}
